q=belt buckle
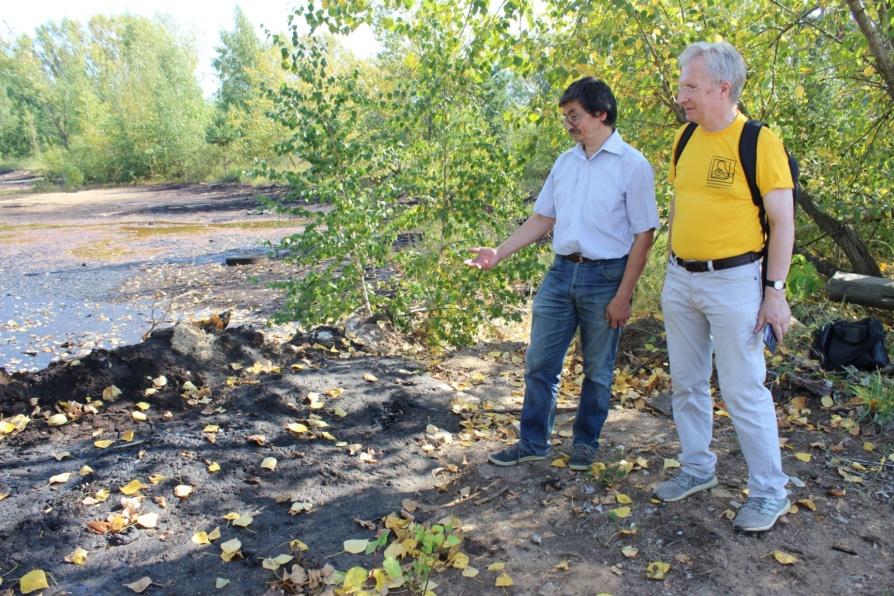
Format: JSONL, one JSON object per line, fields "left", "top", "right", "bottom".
{"left": 568, "top": 253, "right": 584, "bottom": 263}
{"left": 681, "top": 257, "right": 710, "bottom": 272}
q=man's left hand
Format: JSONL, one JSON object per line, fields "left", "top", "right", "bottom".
{"left": 755, "top": 290, "right": 790, "bottom": 341}
{"left": 606, "top": 295, "right": 631, "bottom": 329}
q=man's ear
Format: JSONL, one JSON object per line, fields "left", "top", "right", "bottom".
{"left": 719, "top": 80, "right": 732, "bottom": 97}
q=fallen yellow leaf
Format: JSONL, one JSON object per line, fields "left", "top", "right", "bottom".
{"left": 794, "top": 452, "right": 811, "bottom": 462}
{"left": 122, "top": 429, "right": 135, "bottom": 441}
{"left": 344, "top": 539, "right": 369, "bottom": 554}
{"left": 49, "top": 472, "right": 72, "bottom": 485}
{"left": 290, "top": 538, "right": 309, "bottom": 551}
{"left": 796, "top": 498, "right": 817, "bottom": 512}
{"left": 174, "top": 484, "right": 194, "bottom": 498}
{"left": 261, "top": 457, "right": 277, "bottom": 471}
{"left": 20, "top": 569, "right": 49, "bottom": 594}
{"left": 192, "top": 531, "right": 211, "bottom": 545}
{"left": 80, "top": 465, "right": 94, "bottom": 476}
{"left": 610, "top": 506, "right": 631, "bottom": 519}
{"left": 363, "top": 373, "right": 378, "bottom": 382}
{"left": 94, "top": 439, "right": 114, "bottom": 449}
{"left": 286, "top": 422, "right": 309, "bottom": 434}
{"left": 554, "top": 560, "right": 569, "bottom": 571}
{"left": 495, "top": 572, "right": 514, "bottom": 587}
{"left": 487, "top": 562, "right": 505, "bottom": 571}
{"left": 551, "top": 457, "right": 568, "bottom": 468}
{"left": 451, "top": 552, "right": 469, "bottom": 569}
{"left": 773, "top": 550, "right": 798, "bottom": 565}
{"left": 120, "top": 479, "right": 143, "bottom": 495}
{"left": 215, "top": 577, "right": 230, "bottom": 588}
{"left": 615, "top": 493, "right": 632, "bottom": 504}
{"left": 124, "top": 576, "right": 153, "bottom": 593}
{"left": 137, "top": 513, "right": 159, "bottom": 528}
{"left": 65, "top": 547, "right": 88, "bottom": 565}
{"left": 103, "top": 385, "right": 122, "bottom": 401}
{"left": 47, "top": 413, "right": 69, "bottom": 427}
{"left": 462, "top": 566, "right": 480, "bottom": 577}
{"left": 131, "top": 411, "right": 148, "bottom": 422}
{"left": 663, "top": 458, "right": 680, "bottom": 470}
{"left": 621, "top": 546, "right": 639, "bottom": 558}
{"left": 646, "top": 560, "right": 670, "bottom": 580}
{"left": 207, "top": 461, "right": 221, "bottom": 473}
{"left": 233, "top": 513, "right": 253, "bottom": 528}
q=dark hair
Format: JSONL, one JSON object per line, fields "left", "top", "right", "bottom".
{"left": 559, "top": 77, "right": 617, "bottom": 127}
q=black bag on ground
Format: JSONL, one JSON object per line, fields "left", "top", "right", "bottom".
{"left": 812, "top": 317, "right": 890, "bottom": 371}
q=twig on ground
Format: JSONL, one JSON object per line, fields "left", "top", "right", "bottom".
{"left": 474, "top": 486, "right": 509, "bottom": 506}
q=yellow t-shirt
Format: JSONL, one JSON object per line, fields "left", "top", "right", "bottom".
{"left": 669, "top": 113, "right": 794, "bottom": 260}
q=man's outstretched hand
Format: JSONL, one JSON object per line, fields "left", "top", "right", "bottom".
{"left": 465, "top": 247, "right": 500, "bottom": 270}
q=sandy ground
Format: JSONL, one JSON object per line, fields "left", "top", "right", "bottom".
{"left": 0, "top": 177, "right": 892, "bottom": 595}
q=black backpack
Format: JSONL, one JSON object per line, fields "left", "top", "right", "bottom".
{"left": 672, "top": 120, "right": 799, "bottom": 293}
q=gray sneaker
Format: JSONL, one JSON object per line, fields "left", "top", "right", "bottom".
{"left": 733, "top": 496, "right": 791, "bottom": 532}
{"left": 569, "top": 445, "right": 596, "bottom": 471}
{"left": 653, "top": 471, "right": 718, "bottom": 502}
{"left": 489, "top": 445, "right": 548, "bottom": 467}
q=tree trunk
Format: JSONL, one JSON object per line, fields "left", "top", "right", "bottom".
{"left": 826, "top": 271, "right": 894, "bottom": 309}
{"left": 845, "top": 0, "right": 894, "bottom": 104}
{"left": 797, "top": 186, "right": 882, "bottom": 276}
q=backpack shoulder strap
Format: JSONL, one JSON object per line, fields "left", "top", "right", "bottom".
{"left": 672, "top": 122, "right": 698, "bottom": 174}
{"left": 739, "top": 119, "right": 763, "bottom": 209}
{"left": 739, "top": 119, "right": 771, "bottom": 295}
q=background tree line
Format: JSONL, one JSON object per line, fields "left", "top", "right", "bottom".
{"left": 0, "top": 8, "right": 288, "bottom": 184}
{"left": 2, "top": 1, "right": 892, "bottom": 344}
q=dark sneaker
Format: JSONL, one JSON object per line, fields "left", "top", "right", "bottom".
{"left": 569, "top": 445, "right": 596, "bottom": 471}
{"left": 653, "top": 471, "right": 718, "bottom": 502}
{"left": 733, "top": 496, "right": 791, "bottom": 532}
{"left": 488, "top": 445, "right": 547, "bottom": 467}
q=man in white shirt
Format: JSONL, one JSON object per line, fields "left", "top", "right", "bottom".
{"left": 466, "top": 77, "right": 659, "bottom": 470}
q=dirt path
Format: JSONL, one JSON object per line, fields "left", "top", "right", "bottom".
{"left": 1, "top": 177, "right": 892, "bottom": 595}
{"left": 1, "top": 319, "right": 892, "bottom": 595}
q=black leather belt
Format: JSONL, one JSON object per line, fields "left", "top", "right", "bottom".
{"left": 672, "top": 251, "right": 762, "bottom": 272}
{"left": 562, "top": 253, "right": 598, "bottom": 263}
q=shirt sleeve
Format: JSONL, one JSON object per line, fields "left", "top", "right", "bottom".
{"left": 756, "top": 127, "right": 794, "bottom": 196}
{"left": 533, "top": 163, "right": 557, "bottom": 217}
{"left": 626, "top": 157, "right": 660, "bottom": 234}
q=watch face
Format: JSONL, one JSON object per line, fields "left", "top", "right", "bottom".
{"left": 772, "top": 280, "right": 784, "bottom": 290}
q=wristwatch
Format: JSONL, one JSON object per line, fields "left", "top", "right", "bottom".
{"left": 764, "top": 279, "right": 786, "bottom": 291}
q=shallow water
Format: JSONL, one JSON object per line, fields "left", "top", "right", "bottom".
{"left": 0, "top": 247, "right": 270, "bottom": 372}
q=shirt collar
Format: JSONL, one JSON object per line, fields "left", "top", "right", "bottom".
{"left": 572, "top": 129, "right": 624, "bottom": 160}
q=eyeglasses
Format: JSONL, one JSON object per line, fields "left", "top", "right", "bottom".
{"left": 561, "top": 110, "right": 602, "bottom": 125}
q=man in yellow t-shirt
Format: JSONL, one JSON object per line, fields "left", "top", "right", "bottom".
{"left": 653, "top": 41, "right": 795, "bottom": 533}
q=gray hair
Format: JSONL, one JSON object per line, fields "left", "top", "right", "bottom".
{"left": 679, "top": 41, "right": 747, "bottom": 102}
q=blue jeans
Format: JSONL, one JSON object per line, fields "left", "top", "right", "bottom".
{"left": 519, "top": 255, "right": 626, "bottom": 456}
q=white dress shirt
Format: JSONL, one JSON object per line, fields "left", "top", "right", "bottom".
{"left": 533, "top": 130, "right": 659, "bottom": 260}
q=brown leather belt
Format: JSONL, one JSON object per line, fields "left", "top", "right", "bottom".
{"left": 562, "top": 253, "right": 598, "bottom": 263}
{"left": 672, "top": 251, "right": 762, "bottom": 272}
